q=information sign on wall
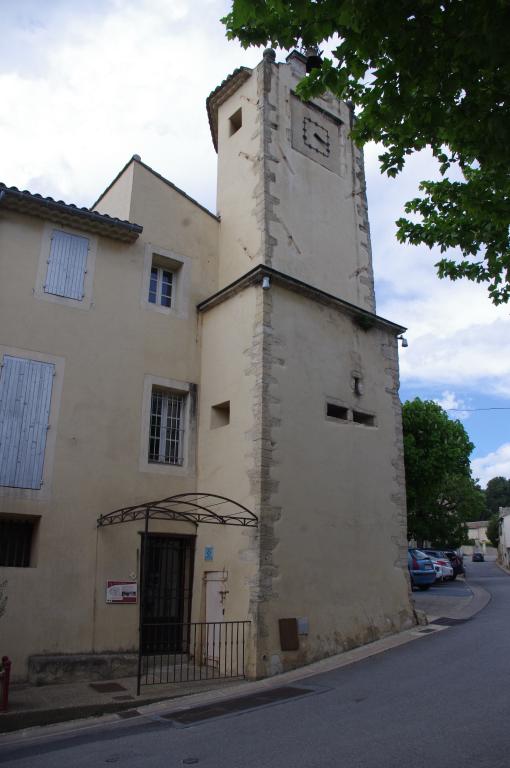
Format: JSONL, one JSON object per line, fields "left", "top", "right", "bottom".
{"left": 106, "top": 580, "right": 137, "bottom": 604}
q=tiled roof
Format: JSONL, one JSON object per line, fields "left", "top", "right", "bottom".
{"left": 206, "top": 66, "right": 252, "bottom": 152}
{"left": 0, "top": 183, "right": 143, "bottom": 242}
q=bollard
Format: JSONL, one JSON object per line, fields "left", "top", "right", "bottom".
{"left": 0, "top": 656, "right": 11, "bottom": 712}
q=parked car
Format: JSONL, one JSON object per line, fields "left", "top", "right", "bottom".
{"left": 472, "top": 552, "right": 485, "bottom": 562}
{"left": 408, "top": 549, "right": 436, "bottom": 590}
{"left": 442, "top": 550, "right": 465, "bottom": 580}
{"left": 422, "top": 550, "right": 454, "bottom": 581}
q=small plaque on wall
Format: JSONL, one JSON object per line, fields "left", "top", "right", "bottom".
{"left": 106, "top": 581, "right": 137, "bottom": 604}
{"left": 204, "top": 546, "right": 214, "bottom": 562}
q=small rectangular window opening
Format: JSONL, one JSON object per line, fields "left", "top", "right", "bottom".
{"left": 211, "top": 401, "right": 230, "bottom": 428}
{"left": 326, "top": 403, "right": 348, "bottom": 421}
{"left": 229, "top": 108, "right": 242, "bottom": 136}
{"left": 352, "top": 410, "right": 375, "bottom": 427}
{"left": 0, "top": 516, "right": 36, "bottom": 567}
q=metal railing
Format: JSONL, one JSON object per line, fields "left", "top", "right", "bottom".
{"left": 137, "top": 621, "right": 250, "bottom": 693}
{"left": 0, "top": 656, "right": 11, "bottom": 712}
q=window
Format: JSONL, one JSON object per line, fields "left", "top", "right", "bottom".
{"left": 0, "top": 356, "right": 54, "bottom": 489}
{"left": 352, "top": 410, "right": 375, "bottom": 427}
{"left": 326, "top": 403, "right": 348, "bottom": 421}
{"left": 44, "top": 230, "right": 89, "bottom": 300}
{"left": 211, "top": 401, "right": 230, "bottom": 428}
{"left": 142, "top": 247, "right": 190, "bottom": 318}
{"left": 149, "top": 265, "right": 173, "bottom": 308}
{"left": 149, "top": 388, "right": 186, "bottom": 465}
{"left": 229, "top": 107, "right": 242, "bottom": 136}
{"left": 0, "top": 516, "right": 36, "bottom": 567}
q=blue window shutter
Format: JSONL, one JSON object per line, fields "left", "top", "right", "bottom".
{"left": 45, "top": 230, "right": 88, "bottom": 300}
{"left": 0, "top": 356, "right": 54, "bottom": 489}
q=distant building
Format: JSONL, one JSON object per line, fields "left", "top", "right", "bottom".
{"left": 0, "top": 50, "right": 413, "bottom": 684}
{"left": 498, "top": 509, "right": 510, "bottom": 568}
{"left": 466, "top": 521, "right": 490, "bottom": 553}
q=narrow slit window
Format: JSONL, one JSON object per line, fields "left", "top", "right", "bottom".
{"left": 352, "top": 410, "right": 375, "bottom": 427}
{"left": 211, "top": 401, "right": 230, "bottom": 428}
{"left": 326, "top": 403, "right": 348, "bottom": 421}
{"left": 229, "top": 108, "right": 242, "bottom": 136}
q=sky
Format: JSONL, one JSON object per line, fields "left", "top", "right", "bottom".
{"left": 1, "top": 0, "right": 509, "bottom": 487}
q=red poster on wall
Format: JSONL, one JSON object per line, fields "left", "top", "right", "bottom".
{"left": 106, "top": 581, "right": 137, "bottom": 604}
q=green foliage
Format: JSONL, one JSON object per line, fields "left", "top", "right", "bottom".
{"left": 223, "top": 1, "right": 510, "bottom": 304}
{"left": 485, "top": 476, "right": 510, "bottom": 517}
{"left": 486, "top": 514, "right": 500, "bottom": 548}
{"left": 402, "top": 398, "right": 482, "bottom": 545}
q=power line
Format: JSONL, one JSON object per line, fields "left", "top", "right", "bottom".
{"left": 446, "top": 407, "right": 510, "bottom": 412}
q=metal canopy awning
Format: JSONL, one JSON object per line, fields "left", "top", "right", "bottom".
{"left": 97, "top": 493, "right": 258, "bottom": 528}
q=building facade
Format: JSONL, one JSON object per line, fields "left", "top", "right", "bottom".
{"left": 0, "top": 50, "right": 413, "bottom": 684}
{"left": 498, "top": 508, "right": 510, "bottom": 568}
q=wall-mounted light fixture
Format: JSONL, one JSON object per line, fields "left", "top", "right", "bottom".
{"left": 262, "top": 275, "right": 271, "bottom": 290}
{"left": 397, "top": 335, "right": 409, "bottom": 348}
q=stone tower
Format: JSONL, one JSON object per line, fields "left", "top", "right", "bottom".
{"left": 208, "top": 49, "right": 375, "bottom": 310}
{"left": 198, "top": 50, "right": 412, "bottom": 677}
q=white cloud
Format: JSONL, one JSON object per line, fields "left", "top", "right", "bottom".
{"left": 433, "top": 391, "right": 470, "bottom": 420}
{"left": 363, "top": 143, "right": 510, "bottom": 399}
{"left": 0, "top": 0, "right": 262, "bottom": 208}
{"left": 472, "top": 444, "right": 510, "bottom": 488}
{"left": 398, "top": 316, "right": 510, "bottom": 396}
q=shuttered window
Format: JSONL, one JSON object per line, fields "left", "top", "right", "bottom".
{"left": 44, "top": 230, "right": 88, "bottom": 300}
{"left": 0, "top": 356, "right": 54, "bottom": 489}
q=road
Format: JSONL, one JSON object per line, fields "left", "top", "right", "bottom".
{"left": 1, "top": 561, "right": 509, "bottom": 768}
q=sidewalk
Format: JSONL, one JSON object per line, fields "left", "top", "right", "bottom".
{"left": 0, "top": 581, "right": 491, "bottom": 737}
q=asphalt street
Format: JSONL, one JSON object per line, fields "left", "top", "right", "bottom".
{"left": 1, "top": 561, "right": 508, "bottom": 768}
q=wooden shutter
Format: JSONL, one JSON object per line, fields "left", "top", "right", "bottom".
{"left": 45, "top": 230, "right": 88, "bottom": 300}
{"left": 0, "top": 356, "right": 54, "bottom": 489}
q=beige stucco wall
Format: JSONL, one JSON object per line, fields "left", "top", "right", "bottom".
{"left": 216, "top": 72, "right": 264, "bottom": 289}
{"left": 195, "top": 287, "right": 260, "bottom": 676}
{"left": 0, "top": 161, "right": 220, "bottom": 678}
{"left": 255, "top": 284, "right": 412, "bottom": 676}
{"left": 94, "top": 161, "right": 135, "bottom": 221}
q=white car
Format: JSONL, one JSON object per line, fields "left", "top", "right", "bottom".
{"left": 429, "top": 556, "right": 454, "bottom": 581}
{"left": 422, "top": 550, "right": 455, "bottom": 582}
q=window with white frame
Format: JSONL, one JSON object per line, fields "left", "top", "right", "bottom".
{"left": 148, "top": 263, "right": 174, "bottom": 308}
{"left": 148, "top": 388, "right": 186, "bottom": 465}
{"left": 0, "top": 356, "right": 54, "bottom": 489}
{"left": 44, "top": 230, "right": 89, "bottom": 300}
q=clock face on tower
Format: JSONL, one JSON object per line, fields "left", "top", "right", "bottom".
{"left": 303, "top": 116, "right": 331, "bottom": 158}
{"left": 290, "top": 95, "right": 342, "bottom": 175}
